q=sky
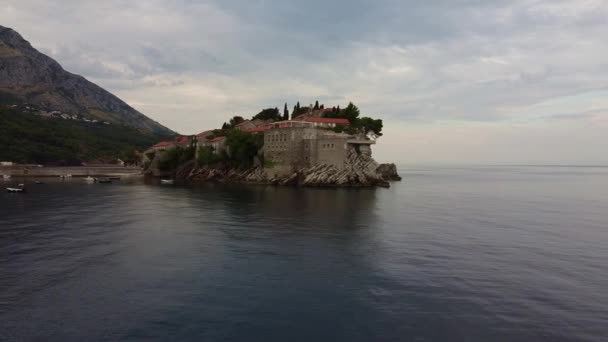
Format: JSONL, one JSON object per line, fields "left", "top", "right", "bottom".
{"left": 1, "top": 0, "right": 608, "bottom": 165}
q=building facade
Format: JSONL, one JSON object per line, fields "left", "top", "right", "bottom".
{"left": 263, "top": 121, "right": 374, "bottom": 176}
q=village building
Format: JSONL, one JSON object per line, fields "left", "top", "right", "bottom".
{"left": 175, "top": 135, "right": 195, "bottom": 148}
{"left": 234, "top": 120, "right": 257, "bottom": 131}
{"left": 298, "top": 117, "right": 350, "bottom": 128}
{"left": 149, "top": 141, "right": 176, "bottom": 152}
{"left": 197, "top": 136, "right": 226, "bottom": 155}
{"left": 196, "top": 130, "right": 214, "bottom": 141}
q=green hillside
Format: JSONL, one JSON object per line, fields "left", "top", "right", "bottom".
{"left": 0, "top": 107, "right": 172, "bottom": 165}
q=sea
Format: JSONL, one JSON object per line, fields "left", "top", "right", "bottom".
{"left": 1, "top": 166, "right": 607, "bottom": 341}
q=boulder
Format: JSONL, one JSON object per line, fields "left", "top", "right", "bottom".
{"left": 376, "top": 163, "right": 402, "bottom": 181}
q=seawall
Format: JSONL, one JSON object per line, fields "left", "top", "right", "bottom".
{"left": 0, "top": 166, "right": 142, "bottom": 177}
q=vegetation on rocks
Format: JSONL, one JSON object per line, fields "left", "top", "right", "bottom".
{"left": 158, "top": 146, "right": 195, "bottom": 172}
{"left": 325, "top": 102, "right": 383, "bottom": 138}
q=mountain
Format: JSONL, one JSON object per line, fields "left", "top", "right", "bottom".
{"left": 0, "top": 25, "right": 173, "bottom": 135}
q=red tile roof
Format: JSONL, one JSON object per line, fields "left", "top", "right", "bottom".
{"left": 207, "top": 136, "right": 225, "bottom": 142}
{"left": 152, "top": 141, "right": 174, "bottom": 148}
{"left": 246, "top": 126, "right": 270, "bottom": 133}
{"left": 196, "top": 130, "right": 213, "bottom": 137}
{"left": 235, "top": 120, "right": 254, "bottom": 127}
{"left": 303, "top": 117, "right": 350, "bottom": 125}
{"left": 175, "top": 136, "right": 191, "bottom": 144}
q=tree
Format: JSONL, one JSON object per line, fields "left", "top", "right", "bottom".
{"left": 314, "top": 100, "right": 319, "bottom": 110}
{"left": 283, "top": 103, "right": 289, "bottom": 121}
{"left": 158, "top": 146, "right": 195, "bottom": 172}
{"left": 341, "top": 102, "right": 360, "bottom": 123}
{"left": 296, "top": 101, "right": 300, "bottom": 111}
{"left": 253, "top": 108, "right": 281, "bottom": 121}
{"left": 197, "top": 146, "right": 221, "bottom": 166}
{"left": 228, "top": 115, "right": 245, "bottom": 128}
{"left": 224, "top": 129, "right": 263, "bottom": 168}
{"left": 358, "top": 117, "right": 383, "bottom": 138}
{"left": 320, "top": 104, "right": 324, "bottom": 110}
{"left": 221, "top": 122, "right": 228, "bottom": 130}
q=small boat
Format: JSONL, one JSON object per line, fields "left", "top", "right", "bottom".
{"left": 84, "top": 176, "right": 95, "bottom": 183}
{"left": 34, "top": 180, "right": 44, "bottom": 184}
{"left": 95, "top": 177, "right": 112, "bottom": 183}
{"left": 160, "top": 179, "right": 175, "bottom": 185}
{"left": 2, "top": 175, "right": 11, "bottom": 180}
{"left": 6, "top": 184, "right": 25, "bottom": 193}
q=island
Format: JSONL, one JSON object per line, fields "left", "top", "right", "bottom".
{"left": 143, "top": 101, "right": 401, "bottom": 187}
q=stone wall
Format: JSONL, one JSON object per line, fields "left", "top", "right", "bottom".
{"left": 263, "top": 127, "right": 352, "bottom": 176}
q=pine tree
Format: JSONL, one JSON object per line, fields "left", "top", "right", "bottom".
{"left": 296, "top": 101, "right": 300, "bottom": 111}
{"left": 314, "top": 100, "right": 319, "bottom": 110}
{"left": 320, "top": 104, "right": 324, "bottom": 110}
{"left": 283, "top": 103, "right": 289, "bottom": 120}
{"left": 221, "top": 122, "right": 228, "bottom": 129}
{"left": 336, "top": 105, "right": 341, "bottom": 113}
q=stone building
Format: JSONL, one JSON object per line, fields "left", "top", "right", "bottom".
{"left": 263, "top": 120, "right": 374, "bottom": 176}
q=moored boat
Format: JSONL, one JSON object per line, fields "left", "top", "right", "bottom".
{"left": 6, "top": 184, "right": 25, "bottom": 193}
{"left": 160, "top": 179, "right": 175, "bottom": 185}
{"left": 84, "top": 176, "right": 95, "bottom": 183}
{"left": 2, "top": 174, "right": 11, "bottom": 180}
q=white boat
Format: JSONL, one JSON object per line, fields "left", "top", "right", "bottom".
{"left": 160, "top": 179, "right": 175, "bottom": 185}
{"left": 6, "top": 184, "right": 25, "bottom": 193}
{"left": 2, "top": 175, "right": 10, "bottom": 180}
{"left": 84, "top": 176, "right": 95, "bottom": 182}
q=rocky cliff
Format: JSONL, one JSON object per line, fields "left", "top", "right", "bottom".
{"left": 185, "top": 146, "right": 391, "bottom": 187}
{"left": 0, "top": 25, "right": 173, "bottom": 135}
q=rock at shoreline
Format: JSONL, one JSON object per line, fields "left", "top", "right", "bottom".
{"left": 376, "top": 163, "right": 402, "bottom": 181}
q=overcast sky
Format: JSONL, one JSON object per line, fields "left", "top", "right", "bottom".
{"left": 2, "top": 0, "right": 607, "bottom": 164}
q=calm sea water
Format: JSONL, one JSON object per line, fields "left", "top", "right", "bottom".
{"left": 1, "top": 166, "right": 607, "bottom": 341}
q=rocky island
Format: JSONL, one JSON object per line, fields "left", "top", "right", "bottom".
{"left": 144, "top": 102, "right": 401, "bottom": 188}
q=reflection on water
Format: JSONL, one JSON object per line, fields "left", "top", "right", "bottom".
{"left": 1, "top": 167, "right": 608, "bottom": 341}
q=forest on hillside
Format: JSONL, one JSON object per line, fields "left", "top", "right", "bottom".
{"left": 0, "top": 108, "right": 171, "bottom": 165}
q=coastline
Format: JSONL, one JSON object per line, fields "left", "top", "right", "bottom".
{"left": 176, "top": 162, "right": 400, "bottom": 188}
{"left": 0, "top": 165, "right": 142, "bottom": 178}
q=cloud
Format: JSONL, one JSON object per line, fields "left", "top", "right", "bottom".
{"left": 1, "top": 0, "right": 607, "bottom": 164}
